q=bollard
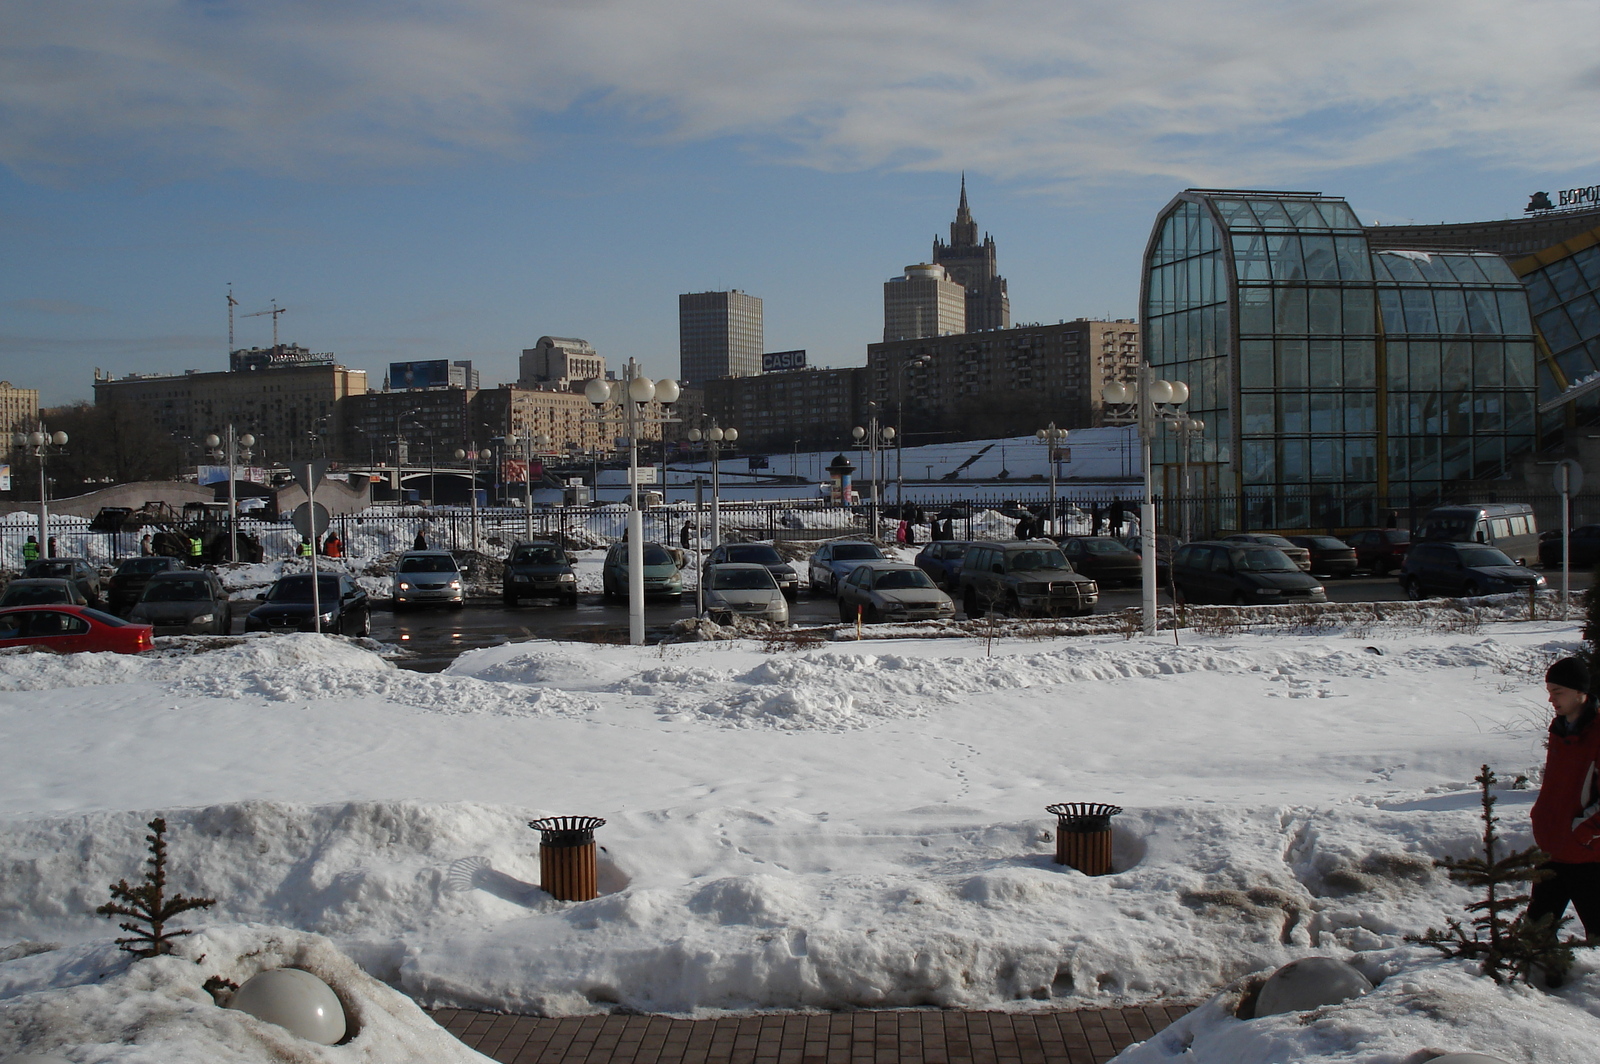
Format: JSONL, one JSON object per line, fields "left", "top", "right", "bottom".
{"left": 1046, "top": 803, "right": 1122, "bottom": 876}
{"left": 529, "top": 816, "right": 607, "bottom": 901}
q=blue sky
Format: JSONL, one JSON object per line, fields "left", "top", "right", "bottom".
{"left": 4, "top": 0, "right": 1598, "bottom": 407}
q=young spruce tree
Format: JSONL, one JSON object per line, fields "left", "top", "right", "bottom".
{"left": 1408, "top": 766, "right": 1581, "bottom": 985}
{"left": 96, "top": 818, "right": 216, "bottom": 958}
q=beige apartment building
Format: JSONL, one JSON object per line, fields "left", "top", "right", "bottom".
{"left": 0, "top": 381, "right": 40, "bottom": 435}
{"left": 93, "top": 364, "right": 366, "bottom": 465}
{"left": 883, "top": 264, "right": 966, "bottom": 342}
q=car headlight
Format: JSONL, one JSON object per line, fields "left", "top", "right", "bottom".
{"left": 882, "top": 601, "right": 906, "bottom": 611}
{"left": 558, "top": 573, "right": 576, "bottom": 582}
{"left": 448, "top": 580, "right": 461, "bottom": 589}
{"left": 319, "top": 611, "right": 336, "bottom": 622}
{"left": 1312, "top": 586, "right": 1326, "bottom": 595}
{"left": 1533, "top": 576, "right": 1548, "bottom": 587}
{"left": 191, "top": 613, "right": 214, "bottom": 625}
{"left": 398, "top": 582, "right": 411, "bottom": 591}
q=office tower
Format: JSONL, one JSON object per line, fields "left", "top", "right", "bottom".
{"left": 883, "top": 263, "right": 966, "bottom": 342}
{"left": 679, "top": 290, "right": 764, "bottom": 386}
{"left": 933, "top": 177, "right": 1011, "bottom": 332}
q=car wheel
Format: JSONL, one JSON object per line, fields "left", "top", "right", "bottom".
{"left": 963, "top": 590, "right": 981, "bottom": 618}
{"left": 451, "top": 599, "right": 465, "bottom": 610}
{"left": 1462, "top": 582, "right": 1481, "bottom": 598}
{"left": 1005, "top": 592, "right": 1024, "bottom": 617}
{"left": 562, "top": 594, "right": 579, "bottom": 608}
{"left": 358, "top": 610, "right": 372, "bottom": 637}
{"left": 839, "top": 601, "right": 854, "bottom": 623}
{"left": 865, "top": 605, "right": 881, "bottom": 625}
{"left": 1403, "top": 577, "right": 1425, "bottom": 600}
{"left": 1233, "top": 591, "right": 1249, "bottom": 606}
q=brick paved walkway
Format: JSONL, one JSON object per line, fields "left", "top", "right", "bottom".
{"left": 431, "top": 1004, "right": 1194, "bottom": 1063}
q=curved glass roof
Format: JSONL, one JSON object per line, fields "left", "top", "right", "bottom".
{"left": 1208, "top": 197, "right": 1364, "bottom": 233}
{"left": 1371, "top": 249, "right": 1520, "bottom": 285}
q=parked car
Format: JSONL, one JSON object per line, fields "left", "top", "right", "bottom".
{"left": 602, "top": 542, "right": 683, "bottom": 600}
{"left": 0, "top": 605, "right": 153, "bottom": 654}
{"left": 913, "top": 540, "right": 976, "bottom": 591}
{"left": 1287, "top": 535, "right": 1358, "bottom": 578}
{"left": 0, "top": 577, "right": 89, "bottom": 607}
{"left": 108, "top": 556, "right": 187, "bottom": 614}
{"left": 1223, "top": 533, "right": 1312, "bottom": 572}
{"left": 246, "top": 573, "right": 372, "bottom": 635}
{"left": 1058, "top": 536, "right": 1144, "bottom": 587}
{"left": 702, "top": 543, "right": 800, "bottom": 600}
{"left": 23, "top": 557, "right": 102, "bottom": 605}
{"left": 127, "top": 570, "right": 232, "bottom": 635}
{"left": 957, "top": 541, "right": 1097, "bottom": 617}
{"left": 701, "top": 563, "right": 789, "bottom": 625}
{"left": 1399, "top": 541, "right": 1546, "bottom": 600}
{"left": 807, "top": 541, "right": 887, "bottom": 595}
{"left": 1120, "top": 534, "right": 1179, "bottom": 584}
{"left": 837, "top": 561, "right": 956, "bottom": 623}
{"left": 1346, "top": 529, "right": 1411, "bottom": 574}
{"left": 1538, "top": 525, "right": 1600, "bottom": 570}
{"left": 502, "top": 541, "right": 578, "bottom": 606}
{"left": 393, "top": 550, "right": 465, "bottom": 609}
{"left": 1170, "top": 542, "right": 1327, "bottom": 605}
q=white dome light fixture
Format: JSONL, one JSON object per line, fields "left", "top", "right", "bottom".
{"left": 226, "top": 968, "right": 348, "bottom": 1045}
{"left": 1253, "top": 957, "right": 1373, "bottom": 1017}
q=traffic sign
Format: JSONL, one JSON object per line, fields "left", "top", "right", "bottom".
{"left": 1555, "top": 459, "right": 1585, "bottom": 496}
{"left": 295, "top": 460, "right": 330, "bottom": 498}
{"left": 291, "top": 502, "right": 331, "bottom": 539}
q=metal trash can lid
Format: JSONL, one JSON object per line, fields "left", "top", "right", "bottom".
{"left": 1046, "top": 802, "right": 1123, "bottom": 832}
{"left": 529, "top": 815, "right": 607, "bottom": 847}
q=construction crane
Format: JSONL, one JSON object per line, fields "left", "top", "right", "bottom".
{"left": 227, "top": 284, "right": 238, "bottom": 351}
{"left": 243, "top": 300, "right": 287, "bottom": 348}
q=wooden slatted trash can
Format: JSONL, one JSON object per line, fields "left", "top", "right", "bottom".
{"left": 529, "top": 816, "right": 607, "bottom": 901}
{"left": 1046, "top": 803, "right": 1122, "bottom": 876}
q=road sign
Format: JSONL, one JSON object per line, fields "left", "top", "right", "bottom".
{"left": 291, "top": 502, "right": 331, "bottom": 539}
{"left": 295, "top": 460, "right": 330, "bottom": 498}
{"left": 1555, "top": 459, "right": 1585, "bottom": 496}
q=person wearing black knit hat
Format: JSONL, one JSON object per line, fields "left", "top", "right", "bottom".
{"left": 1528, "top": 656, "right": 1600, "bottom": 940}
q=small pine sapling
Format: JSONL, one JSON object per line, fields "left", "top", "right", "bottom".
{"left": 1407, "top": 765, "right": 1582, "bottom": 984}
{"left": 96, "top": 817, "right": 216, "bottom": 958}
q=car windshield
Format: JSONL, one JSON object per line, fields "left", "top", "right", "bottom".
{"left": 726, "top": 545, "right": 782, "bottom": 565}
{"left": 400, "top": 555, "right": 456, "bottom": 573}
{"left": 1082, "top": 539, "right": 1129, "bottom": 554}
{"left": 1, "top": 584, "right": 71, "bottom": 605}
{"left": 832, "top": 544, "right": 883, "bottom": 561}
{"left": 1382, "top": 530, "right": 1410, "bottom": 543}
{"left": 1006, "top": 549, "right": 1070, "bottom": 571}
{"left": 1418, "top": 516, "right": 1475, "bottom": 541}
{"left": 1230, "top": 548, "right": 1299, "bottom": 572}
{"left": 1302, "top": 537, "right": 1348, "bottom": 549}
{"left": 711, "top": 569, "right": 777, "bottom": 590}
{"left": 143, "top": 578, "right": 212, "bottom": 602}
{"left": 511, "top": 547, "right": 561, "bottom": 565}
{"left": 82, "top": 608, "right": 129, "bottom": 626}
{"left": 874, "top": 569, "right": 935, "bottom": 590}
{"left": 1242, "top": 534, "right": 1294, "bottom": 547}
{"left": 117, "top": 558, "right": 174, "bottom": 575}
{"left": 641, "top": 547, "right": 674, "bottom": 566}
{"left": 1460, "top": 548, "right": 1516, "bottom": 568}
{"left": 266, "top": 575, "right": 342, "bottom": 602}
{"left": 27, "top": 561, "right": 72, "bottom": 578}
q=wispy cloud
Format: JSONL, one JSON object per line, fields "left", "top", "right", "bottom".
{"left": 2, "top": 0, "right": 1595, "bottom": 187}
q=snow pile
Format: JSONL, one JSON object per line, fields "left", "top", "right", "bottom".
{"left": 0, "top": 925, "right": 488, "bottom": 1062}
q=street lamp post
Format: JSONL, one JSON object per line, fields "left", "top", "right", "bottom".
{"left": 204, "top": 426, "right": 256, "bottom": 563}
{"left": 1034, "top": 423, "right": 1067, "bottom": 536}
{"left": 1168, "top": 417, "right": 1205, "bottom": 544}
{"left": 1101, "top": 363, "right": 1191, "bottom": 635}
{"left": 584, "top": 360, "right": 681, "bottom": 645}
{"left": 453, "top": 443, "right": 493, "bottom": 550}
{"left": 687, "top": 421, "right": 739, "bottom": 550}
{"left": 505, "top": 432, "right": 552, "bottom": 540}
{"left": 852, "top": 417, "right": 893, "bottom": 538}
{"left": 12, "top": 429, "right": 69, "bottom": 552}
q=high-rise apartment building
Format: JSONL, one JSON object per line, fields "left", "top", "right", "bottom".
{"left": 519, "top": 337, "right": 605, "bottom": 389}
{"left": 0, "top": 381, "right": 40, "bottom": 434}
{"left": 933, "top": 177, "right": 1010, "bottom": 332}
{"left": 679, "top": 290, "right": 763, "bottom": 386}
{"left": 883, "top": 264, "right": 966, "bottom": 342}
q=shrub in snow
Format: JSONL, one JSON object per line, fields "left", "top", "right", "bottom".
{"left": 1251, "top": 956, "right": 1372, "bottom": 1017}
{"left": 226, "top": 967, "right": 348, "bottom": 1045}
{"left": 1407, "top": 765, "right": 1580, "bottom": 985}
{"left": 95, "top": 817, "right": 216, "bottom": 958}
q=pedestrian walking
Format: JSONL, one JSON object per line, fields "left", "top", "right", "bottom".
{"left": 1529, "top": 656, "right": 1600, "bottom": 943}
{"left": 896, "top": 520, "right": 909, "bottom": 544}
{"left": 680, "top": 521, "right": 692, "bottom": 549}
{"left": 1090, "top": 505, "right": 1103, "bottom": 537}
{"left": 413, "top": 529, "right": 428, "bottom": 550}
{"left": 322, "top": 532, "right": 343, "bottom": 558}
{"left": 46, "top": 536, "right": 57, "bottom": 558}
{"left": 297, "top": 537, "right": 314, "bottom": 558}
{"left": 188, "top": 535, "right": 204, "bottom": 561}
{"left": 1108, "top": 497, "right": 1126, "bottom": 537}
{"left": 22, "top": 535, "right": 40, "bottom": 563}
{"left": 140, "top": 534, "right": 154, "bottom": 556}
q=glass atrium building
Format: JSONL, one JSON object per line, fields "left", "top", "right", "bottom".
{"left": 1142, "top": 190, "right": 1539, "bottom": 531}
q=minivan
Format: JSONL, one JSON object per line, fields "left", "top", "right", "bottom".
{"left": 1416, "top": 503, "right": 1539, "bottom": 565}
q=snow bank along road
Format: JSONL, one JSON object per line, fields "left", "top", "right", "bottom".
{"left": 6, "top": 618, "right": 1600, "bottom": 1062}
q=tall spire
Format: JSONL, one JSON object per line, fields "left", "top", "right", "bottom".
{"left": 950, "top": 174, "right": 978, "bottom": 247}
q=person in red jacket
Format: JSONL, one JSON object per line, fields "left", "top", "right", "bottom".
{"left": 1528, "top": 656, "right": 1600, "bottom": 939}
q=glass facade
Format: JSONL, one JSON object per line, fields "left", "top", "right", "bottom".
{"left": 1142, "top": 191, "right": 1539, "bottom": 530}
{"left": 1515, "top": 232, "right": 1600, "bottom": 445}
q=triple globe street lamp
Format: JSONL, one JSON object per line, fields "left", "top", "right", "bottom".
{"left": 12, "top": 429, "right": 68, "bottom": 552}
{"left": 204, "top": 427, "right": 256, "bottom": 563}
{"left": 852, "top": 418, "right": 894, "bottom": 535}
{"left": 504, "top": 432, "right": 553, "bottom": 540}
{"left": 1034, "top": 423, "right": 1068, "bottom": 537}
{"left": 686, "top": 422, "right": 738, "bottom": 550}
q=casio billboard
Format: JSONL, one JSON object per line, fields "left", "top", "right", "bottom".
{"left": 762, "top": 349, "right": 806, "bottom": 373}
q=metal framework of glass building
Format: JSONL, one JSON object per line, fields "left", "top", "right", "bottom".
{"left": 1142, "top": 189, "right": 1538, "bottom": 532}
{"left": 1513, "top": 225, "right": 1600, "bottom": 445}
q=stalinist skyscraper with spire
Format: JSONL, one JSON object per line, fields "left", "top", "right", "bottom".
{"left": 932, "top": 176, "right": 1010, "bottom": 332}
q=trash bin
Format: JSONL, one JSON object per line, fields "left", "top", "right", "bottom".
{"left": 1046, "top": 803, "right": 1122, "bottom": 876}
{"left": 529, "top": 816, "right": 607, "bottom": 901}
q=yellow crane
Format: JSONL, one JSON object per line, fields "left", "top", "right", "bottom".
{"left": 242, "top": 299, "right": 287, "bottom": 348}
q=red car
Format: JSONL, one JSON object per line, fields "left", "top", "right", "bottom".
{"left": 0, "top": 605, "right": 154, "bottom": 654}
{"left": 1346, "top": 529, "right": 1411, "bottom": 574}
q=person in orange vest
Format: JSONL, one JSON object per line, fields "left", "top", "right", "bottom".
{"left": 323, "top": 532, "right": 343, "bottom": 558}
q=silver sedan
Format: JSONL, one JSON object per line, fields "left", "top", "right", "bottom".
{"left": 837, "top": 561, "right": 955, "bottom": 623}
{"left": 703, "top": 563, "right": 789, "bottom": 625}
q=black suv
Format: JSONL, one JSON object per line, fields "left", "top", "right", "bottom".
{"left": 1400, "top": 541, "right": 1546, "bottom": 599}
{"left": 502, "top": 541, "right": 578, "bottom": 606}
{"left": 1171, "top": 541, "right": 1327, "bottom": 605}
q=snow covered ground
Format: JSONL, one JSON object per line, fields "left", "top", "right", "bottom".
{"left": 2, "top": 614, "right": 1597, "bottom": 1061}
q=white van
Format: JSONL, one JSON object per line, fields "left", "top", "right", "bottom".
{"left": 1416, "top": 503, "right": 1539, "bottom": 565}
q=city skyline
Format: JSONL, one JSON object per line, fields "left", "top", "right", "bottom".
{"left": 3, "top": 0, "right": 1596, "bottom": 407}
